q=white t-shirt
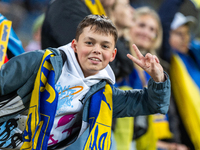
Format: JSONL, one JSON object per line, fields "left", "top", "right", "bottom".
{"left": 48, "top": 43, "right": 115, "bottom": 146}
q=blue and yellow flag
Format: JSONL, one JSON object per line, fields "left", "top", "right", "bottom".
{"left": 0, "top": 20, "right": 12, "bottom": 68}
{"left": 170, "top": 54, "right": 200, "bottom": 149}
{"left": 84, "top": 84, "right": 113, "bottom": 150}
{"left": 21, "top": 49, "right": 58, "bottom": 150}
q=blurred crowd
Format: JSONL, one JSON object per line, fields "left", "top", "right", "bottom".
{"left": 0, "top": 0, "right": 200, "bottom": 150}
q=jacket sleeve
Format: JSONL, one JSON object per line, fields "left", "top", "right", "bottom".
{"left": 0, "top": 50, "right": 44, "bottom": 96}
{"left": 112, "top": 72, "right": 171, "bottom": 118}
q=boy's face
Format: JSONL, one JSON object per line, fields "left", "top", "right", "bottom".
{"left": 71, "top": 26, "right": 117, "bottom": 77}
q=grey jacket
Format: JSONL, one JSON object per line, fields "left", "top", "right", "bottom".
{"left": 0, "top": 48, "right": 171, "bottom": 149}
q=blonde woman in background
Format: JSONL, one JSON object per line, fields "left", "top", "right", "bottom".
{"left": 127, "top": 6, "right": 167, "bottom": 87}
{"left": 129, "top": 7, "right": 169, "bottom": 150}
{"left": 114, "top": 6, "right": 172, "bottom": 150}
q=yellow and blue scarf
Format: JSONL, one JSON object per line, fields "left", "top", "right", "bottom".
{"left": 84, "top": 0, "right": 106, "bottom": 15}
{"left": 0, "top": 20, "right": 12, "bottom": 68}
{"left": 21, "top": 49, "right": 58, "bottom": 150}
{"left": 170, "top": 54, "right": 200, "bottom": 149}
{"left": 84, "top": 83, "right": 113, "bottom": 150}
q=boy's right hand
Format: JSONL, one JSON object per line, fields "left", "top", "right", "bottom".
{"left": 127, "top": 44, "right": 165, "bottom": 82}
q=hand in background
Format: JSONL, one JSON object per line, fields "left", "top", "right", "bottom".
{"left": 127, "top": 44, "right": 165, "bottom": 82}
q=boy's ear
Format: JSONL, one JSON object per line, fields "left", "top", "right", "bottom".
{"left": 109, "top": 48, "right": 117, "bottom": 62}
{"left": 71, "top": 39, "right": 77, "bottom": 53}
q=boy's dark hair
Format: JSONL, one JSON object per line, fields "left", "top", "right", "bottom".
{"left": 75, "top": 15, "right": 118, "bottom": 45}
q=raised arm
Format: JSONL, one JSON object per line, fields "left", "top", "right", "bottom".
{"left": 112, "top": 72, "right": 170, "bottom": 118}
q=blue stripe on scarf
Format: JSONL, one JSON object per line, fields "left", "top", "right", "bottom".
{"left": 91, "top": 0, "right": 95, "bottom": 4}
{"left": 39, "top": 60, "right": 58, "bottom": 149}
{"left": 88, "top": 89, "right": 103, "bottom": 131}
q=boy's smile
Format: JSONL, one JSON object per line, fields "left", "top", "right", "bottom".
{"left": 71, "top": 26, "right": 117, "bottom": 77}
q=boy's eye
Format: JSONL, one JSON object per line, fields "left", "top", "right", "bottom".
{"left": 102, "top": 45, "right": 109, "bottom": 49}
{"left": 85, "top": 41, "right": 93, "bottom": 45}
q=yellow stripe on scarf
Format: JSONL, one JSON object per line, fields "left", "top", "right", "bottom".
{"left": 85, "top": 0, "right": 106, "bottom": 15}
{"left": 170, "top": 54, "right": 200, "bottom": 149}
{"left": 84, "top": 84, "right": 113, "bottom": 150}
{"left": 0, "top": 20, "right": 12, "bottom": 68}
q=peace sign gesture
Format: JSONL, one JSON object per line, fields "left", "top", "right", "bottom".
{"left": 127, "top": 44, "right": 165, "bottom": 82}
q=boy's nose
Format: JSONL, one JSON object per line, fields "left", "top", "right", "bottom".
{"left": 93, "top": 50, "right": 101, "bottom": 54}
{"left": 93, "top": 45, "right": 101, "bottom": 54}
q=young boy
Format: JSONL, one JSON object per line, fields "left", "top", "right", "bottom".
{"left": 0, "top": 15, "right": 170, "bottom": 150}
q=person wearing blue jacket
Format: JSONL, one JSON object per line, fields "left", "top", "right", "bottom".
{"left": 0, "top": 14, "right": 170, "bottom": 150}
